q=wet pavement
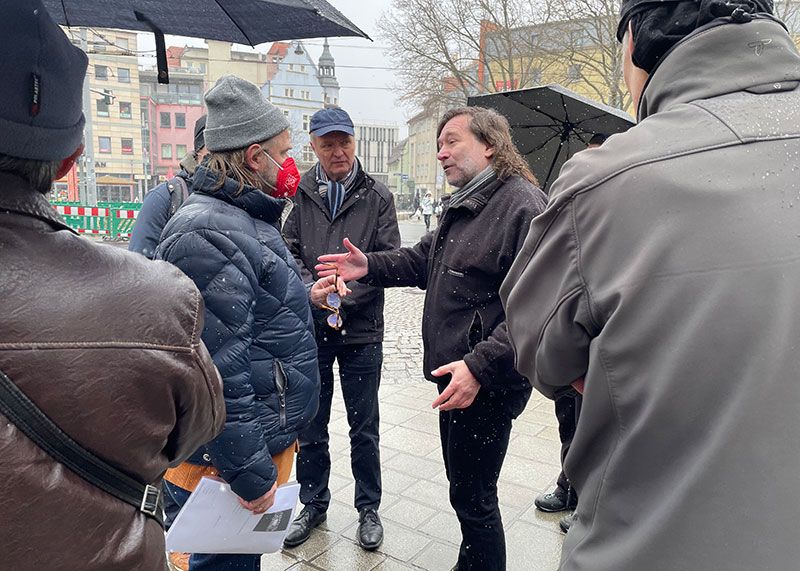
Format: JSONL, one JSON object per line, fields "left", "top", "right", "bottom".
{"left": 262, "top": 218, "right": 566, "bottom": 570}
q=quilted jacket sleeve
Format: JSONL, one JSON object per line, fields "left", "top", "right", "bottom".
{"left": 160, "top": 228, "right": 277, "bottom": 500}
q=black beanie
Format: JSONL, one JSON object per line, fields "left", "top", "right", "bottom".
{"left": 194, "top": 115, "right": 207, "bottom": 152}
{"left": 0, "top": 0, "right": 87, "bottom": 161}
{"left": 617, "top": 0, "right": 775, "bottom": 73}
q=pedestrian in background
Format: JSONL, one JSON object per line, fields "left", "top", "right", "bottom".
{"left": 157, "top": 75, "right": 342, "bottom": 571}
{"left": 129, "top": 115, "right": 207, "bottom": 259}
{"left": 502, "top": 1, "right": 800, "bottom": 569}
{"left": 283, "top": 107, "right": 400, "bottom": 551}
{"left": 317, "top": 106, "right": 546, "bottom": 571}
{"left": 0, "top": 3, "right": 224, "bottom": 569}
{"left": 420, "top": 190, "right": 434, "bottom": 231}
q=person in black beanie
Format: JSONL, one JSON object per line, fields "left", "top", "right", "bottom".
{"left": 502, "top": 0, "right": 800, "bottom": 569}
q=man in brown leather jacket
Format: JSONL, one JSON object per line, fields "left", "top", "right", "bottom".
{"left": 0, "top": 3, "right": 225, "bottom": 569}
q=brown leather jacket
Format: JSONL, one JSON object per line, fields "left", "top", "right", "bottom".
{"left": 0, "top": 173, "right": 225, "bottom": 570}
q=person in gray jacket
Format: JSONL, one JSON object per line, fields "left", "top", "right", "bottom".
{"left": 501, "top": 2, "right": 800, "bottom": 570}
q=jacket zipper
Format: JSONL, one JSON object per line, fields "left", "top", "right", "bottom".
{"left": 274, "top": 360, "right": 288, "bottom": 428}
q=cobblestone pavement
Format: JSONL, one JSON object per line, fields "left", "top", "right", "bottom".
{"left": 262, "top": 219, "right": 566, "bottom": 570}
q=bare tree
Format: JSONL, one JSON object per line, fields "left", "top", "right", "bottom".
{"left": 380, "top": 0, "right": 555, "bottom": 108}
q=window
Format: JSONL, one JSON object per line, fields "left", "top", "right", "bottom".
{"left": 175, "top": 113, "right": 186, "bottom": 128}
{"left": 98, "top": 136, "right": 111, "bottom": 153}
{"left": 566, "top": 64, "right": 582, "bottom": 83}
{"left": 121, "top": 138, "right": 134, "bottom": 154}
{"left": 288, "top": 63, "right": 295, "bottom": 71}
{"left": 96, "top": 99, "right": 109, "bottom": 117}
{"left": 303, "top": 145, "right": 315, "bottom": 163}
{"left": 284, "top": 88, "right": 290, "bottom": 97}
{"left": 117, "top": 37, "right": 129, "bottom": 51}
{"left": 161, "top": 144, "right": 172, "bottom": 159}
{"left": 176, "top": 144, "right": 188, "bottom": 157}
{"left": 118, "top": 67, "right": 131, "bottom": 83}
{"left": 95, "top": 65, "right": 108, "bottom": 80}
{"left": 160, "top": 112, "right": 171, "bottom": 128}
{"left": 119, "top": 101, "right": 132, "bottom": 119}
{"left": 283, "top": 110, "right": 290, "bottom": 118}
{"left": 302, "top": 114, "right": 310, "bottom": 131}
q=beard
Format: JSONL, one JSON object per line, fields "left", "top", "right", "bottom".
{"left": 446, "top": 157, "right": 483, "bottom": 188}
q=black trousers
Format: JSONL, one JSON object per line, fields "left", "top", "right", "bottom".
{"left": 555, "top": 388, "right": 582, "bottom": 493}
{"left": 438, "top": 382, "right": 530, "bottom": 571}
{"left": 296, "top": 342, "right": 383, "bottom": 512}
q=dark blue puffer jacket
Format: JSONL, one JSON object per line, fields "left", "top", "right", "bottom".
{"left": 157, "top": 165, "right": 319, "bottom": 501}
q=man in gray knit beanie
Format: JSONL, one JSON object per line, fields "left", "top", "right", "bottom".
{"left": 204, "top": 75, "right": 290, "bottom": 153}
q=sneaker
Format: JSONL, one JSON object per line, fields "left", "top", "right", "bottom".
{"left": 559, "top": 512, "right": 577, "bottom": 533}
{"left": 534, "top": 487, "right": 578, "bottom": 513}
{"left": 357, "top": 508, "right": 384, "bottom": 551}
{"left": 283, "top": 506, "right": 327, "bottom": 548}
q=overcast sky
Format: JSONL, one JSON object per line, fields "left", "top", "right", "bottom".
{"left": 137, "top": 0, "right": 410, "bottom": 133}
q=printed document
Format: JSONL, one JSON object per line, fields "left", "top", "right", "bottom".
{"left": 166, "top": 477, "right": 300, "bottom": 554}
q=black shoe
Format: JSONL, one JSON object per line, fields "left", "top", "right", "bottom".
{"left": 283, "top": 506, "right": 327, "bottom": 548}
{"left": 559, "top": 512, "right": 576, "bottom": 534}
{"left": 534, "top": 487, "right": 578, "bottom": 513}
{"left": 357, "top": 508, "right": 383, "bottom": 551}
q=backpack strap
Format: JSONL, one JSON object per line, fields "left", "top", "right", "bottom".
{"left": 0, "top": 369, "right": 164, "bottom": 527}
{"left": 166, "top": 176, "right": 189, "bottom": 218}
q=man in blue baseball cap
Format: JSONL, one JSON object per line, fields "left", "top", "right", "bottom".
{"left": 283, "top": 107, "right": 400, "bottom": 551}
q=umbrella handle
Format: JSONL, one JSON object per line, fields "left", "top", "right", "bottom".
{"left": 135, "top": 11, "right": 169, "bottom": 85}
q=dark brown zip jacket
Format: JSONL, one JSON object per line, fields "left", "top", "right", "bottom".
{"left": 0, "top": 174, "right": 224, "bottom": 570}
{"left": 363, "top": 174, "right": 546, "bottom": 390}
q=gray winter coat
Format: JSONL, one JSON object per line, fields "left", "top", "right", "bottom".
{"left": 501, "top": 17, "right": 800, "bottom": 571}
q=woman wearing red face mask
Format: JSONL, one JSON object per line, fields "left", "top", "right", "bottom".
{"left": 156, "top": 75, "right": 346, "bottom": 571}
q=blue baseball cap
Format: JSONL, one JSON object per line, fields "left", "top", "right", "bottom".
{"left": 310, "top": 107, "right": 355, "bottom": 137}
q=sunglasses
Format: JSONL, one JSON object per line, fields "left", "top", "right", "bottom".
{"left": 320, "top": 265, "right": 343, "bottom": 330}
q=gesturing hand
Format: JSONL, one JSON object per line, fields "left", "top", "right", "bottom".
{"left": 237, "top": 481, "right": 278, "bottom": 514}
{"left": 430, "top": 360, "right": 481, "bottom": 411}
{"left": 315, "top": 238, "right": 369, "bottom": 282}
{"left": 310, "top": 273, "right": 351, "bottom": 308}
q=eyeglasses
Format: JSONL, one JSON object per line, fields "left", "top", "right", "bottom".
{"left": 320, "top": 265, "right": 343, "bottom": 330}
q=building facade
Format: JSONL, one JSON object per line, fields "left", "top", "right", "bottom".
{"left": 354, "top": 123, "right": 399, "bottom": 186}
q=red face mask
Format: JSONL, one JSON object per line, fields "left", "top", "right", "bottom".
{"left": 262, "top": 151, "right": 300, "bottom": 198}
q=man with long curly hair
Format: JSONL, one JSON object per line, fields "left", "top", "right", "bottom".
{"left": 316, "top": 106, "right": 546, "bottom": 571}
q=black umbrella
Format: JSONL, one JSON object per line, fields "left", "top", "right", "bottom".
{"left": 468, "top": 85, "right": 634, "bottom": 192}
{"left": 43, "top": 0, "right": 369, "bottom": 83}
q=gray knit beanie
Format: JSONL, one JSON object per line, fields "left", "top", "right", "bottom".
{"left": 203, "top": 75, "right": 290, "bottom": 152}
{"left": 0, "top": 0, "right": 87, "bottom": 161}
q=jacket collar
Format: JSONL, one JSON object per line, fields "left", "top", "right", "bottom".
{"left": 639, "top": 17, "right": 800, "bottom": 121}
{"left": 446, "top": 175, "right": 504, "bottom": 216}
{"left": 0, "top": 173, "right": 75, "bottom": 234}
{"left": 297, "top": 165, "right": 375, "bottom": 222}
{"left": 191, "top": 165, "right": 285, "bottom": 224}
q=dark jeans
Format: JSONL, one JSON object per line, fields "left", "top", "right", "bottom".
{"left": 554, "top": 389, "right": 582, "bottom": 494}
{"left": 423, "top": 214, "right": 432, "bottom": 231}
{"left": 438, "top": 383, "right": 530, "bottom": 571}
{"left": 296, "top": 342, "right": 382, "bottom": 512}
{"left": 164, "top": 482, "right": 261, "bottom": 571}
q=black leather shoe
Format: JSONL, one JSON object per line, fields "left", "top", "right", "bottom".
{"left": 559, "top": 512, "right": 576, "bottom": 534}
{"left": 357, "top": 508, "right": 383, "bottom": 551}
{"left": 283, "top": 506, "right": 327, "bottom": 548}
{"left": 535, "top": 487, "right": 577, "bottom": 513}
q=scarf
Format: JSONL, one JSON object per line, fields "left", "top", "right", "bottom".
{"left": 316, "top": 158, "right": 361, "bottom": 218}
{"left": 448, "top": 166, "right": 497, "bottom": 209}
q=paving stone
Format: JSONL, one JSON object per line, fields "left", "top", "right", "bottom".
{"left": 320, "top": 499, "right": 359, "bottom": 534}
{"left": 382, "top": 497, "right": 439, "bottom": 529}
{"left": 380, "top": 467, "right": 419, "bottom": 496}
{"left": 400, "top": 479, "right": 451, "bottom": 511}
{"left": 370, "top": 557, "right": 420, "bottom": 570}
{"left": 384, "top": 452, "right": 443, "bottom": 480}
{"left": 281, "top": 528, "right": 341, "bottom": 562}
{"left": 380, "top": 404, "right": 421, "bottom": 426}
{"left": 499, "top": 453, "right": 559, "bottom": 492}
{"left": 260, "top": 550, "right": 300, "bottom": 570}
{"left": 411, "top": 541, "right": 460, "bottom": 571}
{"left": 310, "top": 538, "right": 386, "bottom": 571}
{"left": 507, "top": 433, "right": 563, "bottom": 468}
{"left": 416, "top": 511, "right": 462, "bottom": 546}
{"left": 381, "top": 426, "right": 441, "bottom": 456}
{"left": 505, "top": 520, "right": 565, "bottom": 571}
{"left": 341, "top": 519, "right": 432, "bottom": 562}
{"left": 399, "top": 411, "right": 440, "bottom": 437}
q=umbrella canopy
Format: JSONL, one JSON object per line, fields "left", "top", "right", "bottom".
{"left": 42, "top": 0, "right": 369, "bottom": 83}
{"left": 468, "top": 85, "right": 634, "bottom": 193}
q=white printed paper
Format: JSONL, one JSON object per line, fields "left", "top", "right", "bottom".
{"left": 166, "top": 477, "right": 300, "bottom": 554}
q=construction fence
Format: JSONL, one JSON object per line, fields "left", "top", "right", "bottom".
{"left": 52, "top": 202, "right": 141, "bottom": 239}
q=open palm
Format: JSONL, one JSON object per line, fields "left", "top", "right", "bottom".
{"left": 315, "top": 238, "right": 368, "bottom": 281}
